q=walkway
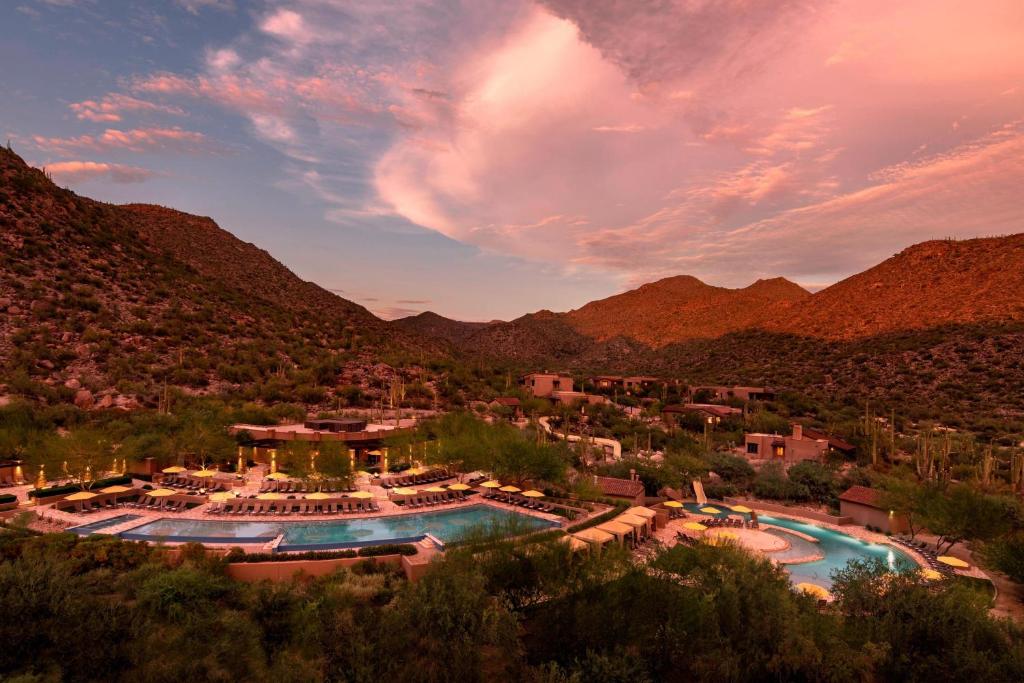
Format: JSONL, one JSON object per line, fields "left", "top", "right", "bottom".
{"left": 537, "top": 417, "right": 622, "bottom": 460}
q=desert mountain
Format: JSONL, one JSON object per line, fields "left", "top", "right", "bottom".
{"left": 565, "top": 275, "right": 810, "bottom": 347}
{"left": 766, "top": 236, "right": 1024, "bottom": 339}
{"left": 391, "top": 311, "right": 490, "bottom": 346}
{"left": 0, "top": 147, "right": 434, "bottom": 408}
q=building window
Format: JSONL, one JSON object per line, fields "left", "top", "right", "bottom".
{"left": 773, "top": 446, "right": 785, "bottom": 458}
{"left": 746, "top": 442, "right": 758, "bottom": 454}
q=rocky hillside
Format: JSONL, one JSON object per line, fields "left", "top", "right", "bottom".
{"left": 565, "top": 275, "right": 809, "bottom": 347}
{"left": 767, "top": 236, "right": 1024, "bottom": 339}
{"left": 0, "top": 147, "right": 435, "bottom": 409}
{"left": 391, "top": 311, "right": 490, "bottom": 346}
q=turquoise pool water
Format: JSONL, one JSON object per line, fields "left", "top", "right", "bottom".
{"left": 682, "top": 502, "right": 915, "bottom": 588}
{"left": 119, "top": 505, "right": 556, "bottom": 549}
{"left": 69, "top": 514, "right": 142, "bottom": 535}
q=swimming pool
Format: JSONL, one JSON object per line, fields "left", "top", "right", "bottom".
{"left": 68, "top": 514, "right": 142, "bottom": 535}
{"left": 119, "top": 505, "right": 558, "bottom": 549}
{"left": 683, "top": 502, "right": 915, "bottom": 588}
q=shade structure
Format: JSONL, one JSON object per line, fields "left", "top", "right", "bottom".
{"left": 147, "top": 488, "right": 176, "bottom": 497}
{"left": 65, "top": 491, "right": 97, "bottom": 501}
{"left": 796, "top": 583, "right": 831, "bottom": 599}
{"left": 561, "top": 536, "right": 590, "bottom": 553}
{"left": 596, "top": 521, "right": 634, "bottom": 540}
{"left": 616, "top": 514, "right": 648, "bottom": 530}
{"left": 480, "top": 480, "right": 502, "bottom": 488}
{"left": 265, "top": 472, "right": 290, "bottom": 481}
{"left": 522, "top": 490, "right": 545, "bottom": 498}
{"left": 305, "top": 492, "right": 330, "bottom": 500}
{"left": 100, "top": 485, "right": 132, "bottom": 494}
{"left": 349, "top": 491, "right": 374, "bottom": 499}
{"left": 663, "top": 501, "right": 684, "bottom": 508}
{"left": 162, "top": 466, "right": 186, "bottom": 474}
{"left": 208, "top": 491, "right": 236, "bottom": 502}
{"left": 367, "top": 450, "right": 382, "bottom": 456}
{"left": 573, "top": 527, "right": 614, "bottom": 546}
{"left": 392, "top": 487, "right": 417, "bottom": 496}
{"left": 937, "top": 555, "right": 969, "bottom": 568}
{"left": 700, "top": 506, "right": 722, "bottom": 514}
{"left": 499, "top": 485, "right": 521, "bottom": 493}
{"left": 424, "top": 486, "right": 447, "bottom": 493}
{"left": 447, "top": 483, "right": 471, "bottom": 491}
{"left": 682, "top": 522, "right": 708, "bottom": 532}
{"left": 625, "top": 506, "right": 657, "bottom": 519}
{"left": 730, "top": 505, "right": 753, "bottom": 514}
{"left": 192, "top": 469, "right": 217, "bottom": 478}
{"left": 258, "top": 492, "right": 285, "bottom": 500}
{"left": 922, "top": 568, "right": 944, "bottom": 581}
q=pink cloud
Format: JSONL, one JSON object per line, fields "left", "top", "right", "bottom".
{"left": 44, "top": 160, "right": 154, "bottom": 184}
{"left": 69, "top": 94, "right": 185, "bottom": 122}
{"left": 33, "top": 127, "right": 208, "bottom": 155}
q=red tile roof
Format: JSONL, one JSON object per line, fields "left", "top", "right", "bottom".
{"left": 839, "top": 485, "right": 882, "bottom": 508}
{"left": 595, "top": 475, "right": 645, "bottom": 498}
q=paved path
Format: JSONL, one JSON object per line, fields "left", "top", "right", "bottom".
{"left": 538, "top": 417, "right": 622, "bottom": 460}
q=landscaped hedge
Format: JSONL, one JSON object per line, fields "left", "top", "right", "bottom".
{"left": 566, "top": 502, "right": 630, "bottom": 533}
{"left": 27, "top": 476, "right": 133, "bottom": 499}
{"left": 226, "top": 543, "right": 418, "bottom": 563}
{"left": 0, "top": 494, "right": 17, "bottom": 505}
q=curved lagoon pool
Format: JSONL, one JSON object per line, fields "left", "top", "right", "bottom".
{"left": 119, "top": 504, "right": 557, "bottom": 549}
{"left": 683, "top": 502, "right": 915, "bottom": 588}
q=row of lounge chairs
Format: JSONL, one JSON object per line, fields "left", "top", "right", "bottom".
{"left": 892, "top": 535, "right": 957, "bottom": 577}
{"left": 207, "top": 499, "right": 381, "bottom": 515}
{"left": 258, "top": 480, "right": 355, "bottom": 494}
{"left": 162, "top": 475, "right": 228, "bottom": 492}
{"left": 380, "top": 469, "right": 450, "bottom": 488}
{"left": 496, "top": 492, "right": 558, "bottom": 513}
{"left": 393, "top": 491, "right": 464, "bottom": 508}
{"left": 705, "top": 516, "right": 758, "bottom": 529}
{"left": 125, "top": 496, "right": 190, "bottom": 512}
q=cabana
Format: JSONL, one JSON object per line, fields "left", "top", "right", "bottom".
{"left": 616, "top": 513, "right": 650, "bottom": 538}
{"left": 573, "top": 527, "right": 615, "bottom": 549}
{"left": 624, "top": 506, "right": 658, "bottom": 529}
{"left": 595, "top": 520, "right": 634, "bottom": 546}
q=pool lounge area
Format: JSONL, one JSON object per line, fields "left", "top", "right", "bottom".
{"left": 116, "top": 504, "right": 559, "bottom": 550}
{"left": 682, "top": 502, "right": 916, "bottom": 589}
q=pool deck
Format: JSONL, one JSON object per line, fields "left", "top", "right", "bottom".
{"left": 45, "top": 471, "right": 570, "bottom": 552}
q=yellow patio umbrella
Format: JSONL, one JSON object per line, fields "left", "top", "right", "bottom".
{"left": 480, "top": 480, "right": 502, "bottom": 488}
{"left": 162, "top": 466, "right": 186, "bottom": 474}
{"left": 937, "top": 556, "right": 969, "bottom": 568}
{"left": 305, "top": 492, "right": 331, "bottom": 500}
{"left": 65, "top": 491, "right": 97, "bottom": 501}
{"left": 349, "top": 491, "right": 374, "bottom": 499}
{"left": 499, "top": 485, "right": 521, "bottom": 493}
{"left": 406, "top": 467, "right": 426, "bottom": 475}
{"left": 522, "top": 490, "right": 545, "bottom": 498}
{"left": 796, "top": 583, "right": 831, "bottom": 599}
{"left": 192, "top": 469, "right": 217, "bottom": 478}
{"left": 148, "top": 488, "right": 176, "bottom": 497}
{"left": 100, "top": 485, "right": 131, "bottom": 494}
{"left": 447, "top": 483, "right": 471, "bottom": 491}
{"left": 425, "top": 486, "right": 447, "bottom": 493}
{"left": 265, "top": 472, "right": 290, "bottom": 481}
{"left": 258, "top": 492, "right": 285, "bottom": 500}
{"left": 700, "top": 506, "right": 721, "bottom": 514}
{"left": 209, "top": 491, "right": 236, "bottom": 502}
{"left": 922, "top": 568, "right": 944, "bottom": 581}
{"left": 664, "top": 501, "right": 683, "bottom": 508}
{"left": 730, "top": 505, "right": 753, "bottom": 514}
{"left": 682, "top": 522, "right": 708, "bottom": 532}
{"left": 392, "top": 487, "right": 417, "bottom": 495}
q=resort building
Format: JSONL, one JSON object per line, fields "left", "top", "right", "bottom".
{"left": 742, "top": 423, "right": 829, "bottom": 464}
{"left": 593, "top": 474, "right": 646, "bottom": 506}
{"left": 839, "top": 485, "right": 908, "bottom": 533}
{"left": 0, "top": 459, "right": 25, "bottom": 486}
{"left": 520, "top": 372, "right": 574, "bottom": 397}
{"left": 592, "top": 375, "right": 661, "bottom": 392}
{"left": 692, "top": 385, "right": 776, "bottom": 402}
{"left": 550, "top": 391, "right": 609, "bottom": 406}
{"left": 488, "top": 397, "right": 523, "bottom": 419}
{"left": 662, "top": 403, "right": 743, "bottom": 422}
{"left": 228, "top": 419, "right": 415, "bottom": 469}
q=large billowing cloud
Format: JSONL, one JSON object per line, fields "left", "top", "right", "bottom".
{"left": 68, "top": 0, "right": 1024, "bottom": 292}
{"left": 44, "top": 160, "right": 155, "bottom": 184}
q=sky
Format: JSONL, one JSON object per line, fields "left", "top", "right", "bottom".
{"left": 2, "top": 1, "right": 1023, "bottom": 321}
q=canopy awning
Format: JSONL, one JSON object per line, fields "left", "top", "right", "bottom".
{"left": 65, "top": 491, "right": 97, "bottom": 501}
{"left": 616, "top": 514, "right": 648, "bottom": 529}
{"left": 596, "top": 521, "right": 633, "bottom": 538}
{"left": 625, "top": 506, "right": 657, "bottom": 519}
{"left": 573, "top": 528, "right": 614, "bottom": 545}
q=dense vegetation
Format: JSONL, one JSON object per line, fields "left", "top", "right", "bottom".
{"left": 1, "top": 523, "right": 1022, "bottom": 682}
